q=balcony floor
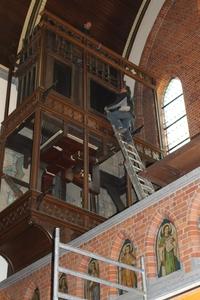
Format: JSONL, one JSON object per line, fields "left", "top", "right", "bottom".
{"left": 141, "top": 135, "right": 200, "bottom": 187}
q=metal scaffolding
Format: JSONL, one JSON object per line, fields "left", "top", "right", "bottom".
{"left": 53, "top": 227, "right": 147, "bottom": 300}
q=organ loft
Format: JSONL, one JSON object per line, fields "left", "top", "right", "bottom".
{"left": 1, "top": 2, "right": 200, "bottom": 299}
{"left": 0, "top": 10, "right": 160, "bottom": 273}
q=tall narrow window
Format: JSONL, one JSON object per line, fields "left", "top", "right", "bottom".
{"left": 162, "top": 78, "right": 190, "bottom": 153}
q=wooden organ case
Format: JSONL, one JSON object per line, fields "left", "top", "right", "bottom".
{"left": 0, "top": 11, "right": 161, "bottom": 274}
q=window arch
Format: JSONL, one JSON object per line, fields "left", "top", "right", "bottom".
{"left": 0, "top": 256, "right": 8, "bottom": 282}
{"left": 162, "top": 78, "right": 190, "bottom": 153}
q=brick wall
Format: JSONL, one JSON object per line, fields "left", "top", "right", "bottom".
{"left": 140, "top": 0, "right": 200, "bottom": 139}
{"left": 1, "top": 171, "right": 200, "bottom": 299}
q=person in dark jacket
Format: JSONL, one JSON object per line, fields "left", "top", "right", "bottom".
{"left": 105, "top": 85, "right": 134, "bottom": 143}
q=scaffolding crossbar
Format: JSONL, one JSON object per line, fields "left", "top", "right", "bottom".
{"left": 53, "top": 228, "right": 147, "bottom": 300}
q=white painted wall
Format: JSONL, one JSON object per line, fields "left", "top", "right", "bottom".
{"left": 0, "top": 66, "right": 18, "bottom": 125}
{"left": 0, "top": 66, "right": 17, "bottom": 281}
{"left": 124, "top": 0, "right": 165, "bottom": 94}
{"left": 125, "top": 0, "right": 165, "bottom": 65}
{"left": 0, "top": 68, "right": 7, "bottom": 124}
{"left": 0, "top": 256, "right": 8, "bottom": 282}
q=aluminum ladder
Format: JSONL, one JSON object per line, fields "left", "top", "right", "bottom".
{"left": 112, "top": 126, "right": 154, "bottom": 201}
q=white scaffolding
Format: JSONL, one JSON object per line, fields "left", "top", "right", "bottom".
{"left": 53, "top": 228, "right": 147, "bottom": 300}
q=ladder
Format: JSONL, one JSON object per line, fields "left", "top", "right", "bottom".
{"left": 112, "top": 126, "right": 154, "bottom": 201}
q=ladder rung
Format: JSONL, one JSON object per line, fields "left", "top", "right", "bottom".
{"left": 126, "top": 149, "right": 137, "bottom": 156}
{"left": 131, "top": 165, "right": 142, "bottom": 172}
{"left": 112, "top": 126, "right": 155, "bottom": 200}
{"left": 124, "top": 143, "right": 135, "bottom": 150}
{"left": 129, "top": 157, "right": 144, "bottom": 166}
{"left": 140, "top": 182, "right": 154, "bottom": 192}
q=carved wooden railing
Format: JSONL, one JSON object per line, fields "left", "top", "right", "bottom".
{"left": 15, "top": 26, "right": 41, "bottom": 76}
{"left": 0, "top": 89, "right": 40, "bottom": 139}
{"left": 0, "top": 190, "right": 105, "bottom": 235}
{"left": 14, "top": 9, "right": 156, "bottom": 101}
{"left": 134, "top": 137, "right": 163, "bottom": 161}
{"left": 40, "top": 10, "right": 156, "bottom": 90}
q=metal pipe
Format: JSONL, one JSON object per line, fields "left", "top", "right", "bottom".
{"left": 57, "top": 292, "right": 86, "bottom": 300}
{"left": 82, "top": 49, "right": 89, "bottom": 209}
{"left": 59, "top": 242, "right": 144, "bottom": 274}
{"left": 141, "top": 256, "right": 147, "bottom": 300}
{"left": 53, "top": 228, "right": 60, "bottom": 300}
{"left": 58, "top": 266, "right": 144, "bottom": 296}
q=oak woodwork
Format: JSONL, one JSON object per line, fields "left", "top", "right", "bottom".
{"left": 0, "top": 190, "right": 105, "bottom": 273}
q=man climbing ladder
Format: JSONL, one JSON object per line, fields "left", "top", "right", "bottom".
{"left": 105, "top": 83, "right": 154, "bottom": 201}
{"left": 105, "top": 84, "right": 134, "bottom": 143}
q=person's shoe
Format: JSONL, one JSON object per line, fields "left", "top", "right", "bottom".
{"left": 132, "top": 125, "right": 144, "bottom": 135}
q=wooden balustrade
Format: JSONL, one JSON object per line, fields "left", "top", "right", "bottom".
{"left": 40, "top": 10, "right": 156, "bottom": 89}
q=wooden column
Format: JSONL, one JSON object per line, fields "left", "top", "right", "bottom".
{"left": 126, "top": 173, "right": 132, "bottom": 207}
{"left": 82, "top": 49, "right": 89, "bottom": 210}
{"left": 4, "top": 67, "right": 13, "bottom": 120}
{"left": 153, "top": 88, "right": 164, "bottom": 155}
{"left": 37, "top": 29, "right": 46, "bottom": 88}
{"left": 30, "top": 108, "right": 41, "bottom": 190}
{"left": 0, "top": 139, "right": 5, "bottom": 180}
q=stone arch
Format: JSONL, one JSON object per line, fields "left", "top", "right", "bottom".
{"left": 144, "top": 207, "right": 179, "bottom": 278}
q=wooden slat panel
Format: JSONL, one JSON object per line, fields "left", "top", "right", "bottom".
{"left": 0, "top": 0, "right": 143, "bottom": 67}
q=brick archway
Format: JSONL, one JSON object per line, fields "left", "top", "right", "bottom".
{"left": 0, "top": 291, "right": 10, "bottom": 300}
{"left": 22, "top": 280, "right": 39, "bottom": 300}
{"left": 186, "top": 187, "right": 200, "bottom": 259}
{"left": 108, "top": 229, "right": 137, "bottom": 297}
{"left": 144, "top": 207, "right": 178, "bottom": 278}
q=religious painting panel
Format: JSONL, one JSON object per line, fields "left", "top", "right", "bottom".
{"left": 118, "top": 239, "right": 137, "bottom": 295}
{"left": 156, "top": 219, "right": 181, "bottom": 277}
{"left": 32, "top": 288, "right": 40, "bottom": 300}
{"left": 84, "top": 258, "right": 100, "bottom": 300}
{"left": 58, "top": 273, "right": 68, "bottom": 298}
{"left": 0, "top": 114, "right": 34, "bottom": 211}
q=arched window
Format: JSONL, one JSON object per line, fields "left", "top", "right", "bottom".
{"left": 0, "top": 256, "right": 8, "bottom": 282}
{"left": 162, "top": 78, "right": 190, "bottom": 153}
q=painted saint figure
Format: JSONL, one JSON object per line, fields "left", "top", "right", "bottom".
{"left": 59, "top": 273, "right": 68, "bottom": 293}
{"left": 85, "top": 259, "right": 100, "bottom": 300}
{"left": 157, "top": 221, "right": 180, "bottom": 277}
{"left": 119, "top": 240, "right": 137, "bottom": 294}
{"left": 32, "top": 288, "right": 40, "bottom": 300}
